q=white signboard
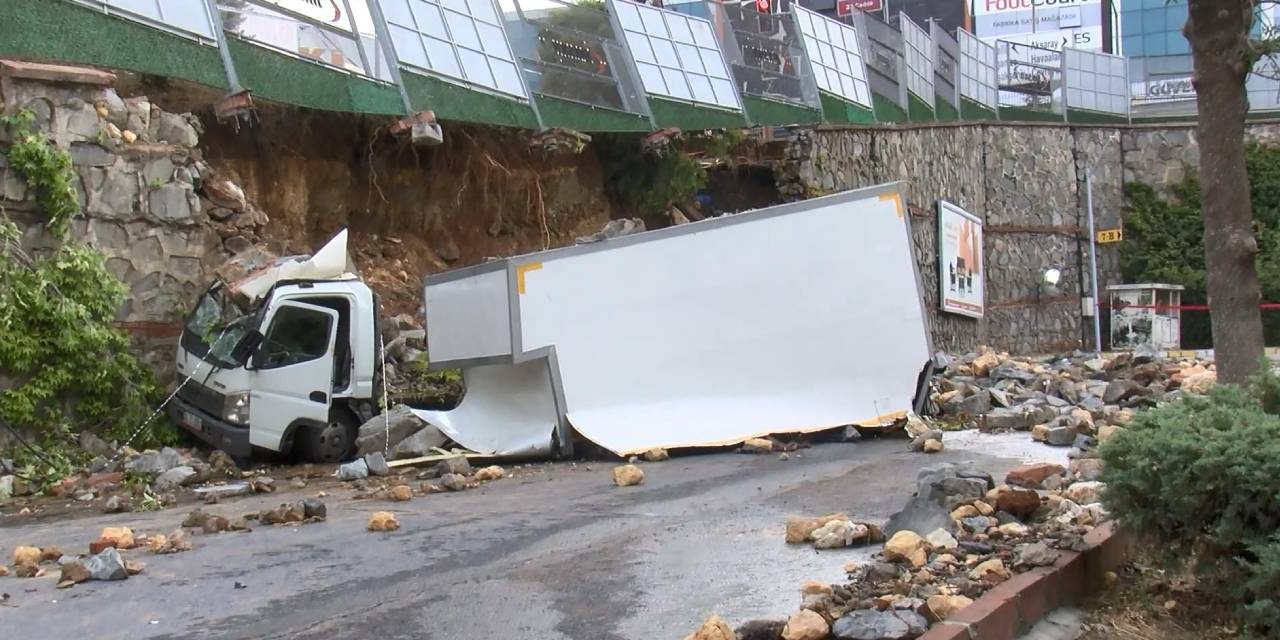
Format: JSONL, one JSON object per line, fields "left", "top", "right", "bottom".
{"left": 939, "top": 200, "right": 984, "bottom": 318}
{"left": 251, "top": 0, "right": 352, "bottom": 30}
{"left": 973, "top": 0, "right": 1101, "bottom": 16}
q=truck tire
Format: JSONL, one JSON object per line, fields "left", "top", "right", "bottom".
{"left": 299, "top": 409, "right": 358, "bottom": 463}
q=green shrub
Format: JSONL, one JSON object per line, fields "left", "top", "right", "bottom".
{"left": 1, "top": 110, "right": 169, "bottom": 486}
{"left": 1121, "top": 143, "right": 1280, "bottom": 348}
{"left": 1100, "top": 374, "right": 1280, "bottom": 637}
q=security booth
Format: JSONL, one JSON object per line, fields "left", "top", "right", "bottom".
{"left": 1108, "top": 283, "right": 1184, "bottom": 350}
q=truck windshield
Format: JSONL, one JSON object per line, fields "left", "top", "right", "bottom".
{"left": 182, "top": 283, "right": 257, "bottom": 368}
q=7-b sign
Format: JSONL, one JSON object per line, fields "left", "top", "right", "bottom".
{"left": 1096, "top": 228, "right": 1123, "bottom": 243}
{"left": 838, "top": 0, "right": 883, "bottom": 16}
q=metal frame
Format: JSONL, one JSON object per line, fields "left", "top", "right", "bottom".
{"left": 607, "top": 0, "right": 744, "bottom": 114}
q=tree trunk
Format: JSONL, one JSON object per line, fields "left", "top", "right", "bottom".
{"left": 1186, "top": 0, "right": 1266, "bottom": 384}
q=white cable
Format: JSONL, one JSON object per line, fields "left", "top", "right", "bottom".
{"left": 113, "top": 327, "right": 230, "bottom": 458}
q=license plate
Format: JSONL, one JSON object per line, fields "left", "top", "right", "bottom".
{"left": 181, "top": 411, "right": 203, "bottom": 432}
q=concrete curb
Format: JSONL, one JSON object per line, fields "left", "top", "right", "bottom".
{"left": 920, "top": 522, "right": 1133, "bottom": 640}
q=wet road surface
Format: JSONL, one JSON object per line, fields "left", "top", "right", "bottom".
{"left": 0, "top": 433, "right": 1065, "bottom": 640}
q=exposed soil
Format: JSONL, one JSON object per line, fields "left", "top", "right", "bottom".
{"left": 1079, "top": 557, "right": 1242, "bottom": 640}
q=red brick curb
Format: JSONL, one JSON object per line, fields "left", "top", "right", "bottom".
{"left": 920, "top": 522, "right": 1133, "bottom": 640}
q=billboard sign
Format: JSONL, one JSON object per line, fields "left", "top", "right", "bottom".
{"left": 258, "top": 0, "right": 348, "bottom": 28}
{"left": 837, "top": 0, "right": 883, "bottom": 16}
{"left": 938, "top": 200, "right": 984, "bottom": 318}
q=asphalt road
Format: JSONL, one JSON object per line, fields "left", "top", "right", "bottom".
{"left": 0, "top": 432, "right": 1065, "bottom": 640}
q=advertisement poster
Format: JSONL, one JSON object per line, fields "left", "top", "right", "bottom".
{"left": 938, "top": 200, "right": 984, "bottom": 318}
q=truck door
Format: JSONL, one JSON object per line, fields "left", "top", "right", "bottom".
{"left": 248, "top": 301, "right": 340, "bottom": 451}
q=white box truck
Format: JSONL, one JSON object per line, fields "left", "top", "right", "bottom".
{"left": 170, "top": 183, "right": 935, "bottom": 461}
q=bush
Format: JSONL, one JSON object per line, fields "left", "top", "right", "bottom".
{"left": 1100, "top": 373, "right": 1280, "bottom": 637}
{"left": 1121, "top": 143, "right": 1280, "bottom": 348}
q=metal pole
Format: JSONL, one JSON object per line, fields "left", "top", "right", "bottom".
{"left": 339, "top": 0, "right": 373, "bottom": 78}
{"left": 1085, "top": 170, "right": 1103, "bottom": 353}
{"left": 202, "top": 0, "right": 243, "bottom": 91}
{"left": 366, "top": 0, "right": 415, "bottom": 114}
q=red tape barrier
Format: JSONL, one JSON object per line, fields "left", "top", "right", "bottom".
{"left": 1099, "top": 303, "right": 1280, "bottom": 311}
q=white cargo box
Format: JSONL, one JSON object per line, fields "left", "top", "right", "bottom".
{"left": 415, "top": 182, "right": 934, "bottom": 457}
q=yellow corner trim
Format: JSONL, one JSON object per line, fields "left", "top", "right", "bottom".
{"left": 879, "top": 192, "right": 905, "bottom": 218}
{"left": 516, "top": 262, "right": 542, "bottom": 295}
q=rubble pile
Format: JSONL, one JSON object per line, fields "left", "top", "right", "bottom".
{"left": 694, "top": 460, "right": 1115, "bottom": 640}
{"left": 928, "top": 346, "right": 1214, "bottom": 453}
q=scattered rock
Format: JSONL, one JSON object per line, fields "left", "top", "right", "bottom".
{"left": 440, "top": 473, "right": 468, "bottom": 491}
{"left": 684, "top": 615, "right": 736, "bottom": 640}
{"left": 387, "top": 423, "right": 449, "bottom": 460}
{"left": 58, "top": 560, "right": 93, "bottom": 588}
{"left": 782, "top": 610, "right": 829, "bottom": 640}
{"left": 1005, "top": 463, "right": 1066, "bottom": 488}
{"left": 336, "top": 458, "right": 369, "bottom": 481}
{"left": 997, "top": 522, "right": 1030, "bottom": 537}
{"left": 434, "top": 456, "right": 472, "bottom": 477}
{"left": 883, "top": 531, "right": 928, "bottom": 568}
{"left": 367, "top": 511, "right": 400, "bottom": 532}
{"left": 1070, "top": 458, "right": 1105, "bottom": 481}
{"left": 813, "top": 520, "right": 869, "bottom": 549}
{"left": 388, "top": 485, "right": 413, "bottom": 502}
{"left": 612, "top": 464, "right": 645, "bottom": 487}
{"left": 1015, "top": 541, "right": 1059, "bottom": 567}
{"left": 12, "top": 545, "right": 41, "bottom": 566}
{"left": 786, "top": 513, "right": 850, "bottom": 544}
{"left": 125, "top": 447, "right": 182, "bottom": 474}
{"left": 1097, "top": 425, "right": 1124, "bottom": 442}
{"left": 924, "top": 594, "right": 973, "bottom": 622}
{"left": 643, "top": 448, "right": 670, "bottom": 462}
{"left": 208, "top": 450, "right": 239, "bottom": 475}
{"left": 290, "top": 478, "right": 308, "bottom": 490}
{"left": 742, "top": 438, "right": 774, "bottom": 454}
{"left": 13, "top": 562, "right": 44, "bottom": 578}
{"left": 924, "top": 528, "right": 958, "bottom": 551}
{"left": 736, "top": 620, "right": 786, "bottom": 640}
{"left": 922, "top": 439, "right": 943, "bottom": 454}
{"left": 96, "top": 526, "right": 135, "bottom": 550}
{"left": 831, "top": 609, "right": 928, "bottom": 640}
{"left": 994, "top": 487, "right": 1040, "bottom": 520}
{"left": 1045, "top": 426, "right": 1076, "bottom": 446}
{"left": 355, "top": 405, "right": 430, "bottom": 456}
{"left": 150, "top": 529, "right": 192, "bottom": 554}
{"left": 193, "top": 482, "right": 252, "bottom": 500}
{"left": 969, "top": 558, "right": 1009, "bottom": 585}
{"left": 154, "top": 465, "right": 197, "bottom": 490}
{"left": 474, "top": 465, "right": 505, "bottom": 482}
{"left": 302, "top": 498, "right": 327, "bottom": 520}
{"left": 1181, "top": 370, "right": 1217, "bottom": 394}
{"left": 1065, "top": 481, "right": 1104, "bottom": 505}
{"left": 102, "top": 495, "right": 129, "bottom": 513}
{"left": 365, "top": 452, "right": 390, "bottom": 477}
{"left": 84, "top": 547, "right": 128, "bottom": 581}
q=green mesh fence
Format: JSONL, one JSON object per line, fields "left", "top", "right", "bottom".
{"left": 0, "top": 0, "right": 228, "bottom": 89}
{"left": 935, "top": 97, "right": 960, "bottom": 122}
{"left": 742, "top": 95, "right": 823, "bottom": 127}
{"left": 907, "top": 93, "right": 936, "bottom": 123}
{"left": 872, "top": 93, "right": 909, "bottom": 123}
{"left": 534, "top": 95, "right": 651, "bottom": 132}
{"left": 819, "top": 92, "right": 876, "bottom": 125}
{"left": 401, "top": 72, "right": 538, "bottom": 128}
{"left": 648, "top": 98, "right": 748, "bottom": 130}
{"left": 227, "top": 38, "right": 403, "bottom": 116}
{"left": 959, "top": 97, "right": 998, "bottom": 121}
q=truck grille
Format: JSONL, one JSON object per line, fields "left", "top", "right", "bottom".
{"left": 177, "top": 381, "right": 224, "bottom": 417}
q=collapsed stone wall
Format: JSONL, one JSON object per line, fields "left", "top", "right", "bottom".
{"left": 778, "top": 120, "right": 1280, "bottom": 355}
{"left": 0, "top": 63, "right": 267, "bottom": 376}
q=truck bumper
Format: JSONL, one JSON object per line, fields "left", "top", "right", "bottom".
{"left": 167, "top": 395, "right": 252, "bottom": 458}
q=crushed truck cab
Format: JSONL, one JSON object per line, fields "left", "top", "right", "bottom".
{"left": 169, "top": 231, "right": 382, "bottom": 462}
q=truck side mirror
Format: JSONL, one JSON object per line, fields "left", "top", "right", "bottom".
{"left": 230, "top": 330, "right": 263, "bottom": 367}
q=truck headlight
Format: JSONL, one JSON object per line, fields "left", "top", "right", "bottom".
{"left": 223, "top": 392, "right": 250, "bottom": 425}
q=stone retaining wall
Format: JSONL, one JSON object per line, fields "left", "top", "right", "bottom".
{"left": 777, "top": 121, "right": 1280, "bottom": 354}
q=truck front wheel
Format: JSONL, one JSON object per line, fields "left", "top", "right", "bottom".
{"left": 299, "top": 409, "right": 358, "bottom": 463}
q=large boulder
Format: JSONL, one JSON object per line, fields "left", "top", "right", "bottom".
{"left": 832, "top": 609, "right": 928, "bottom": 640}
{"left": 125, "top": 447, "right": 181, "bottom": 474}
{"left": 355, "top": 405, "right": 430, "bottom": 456}
{"left": 885, "top": 464, "right": 992, "bottom": 537}
{"left": 388, "top": 424, "right": 449, "bottom": 460}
